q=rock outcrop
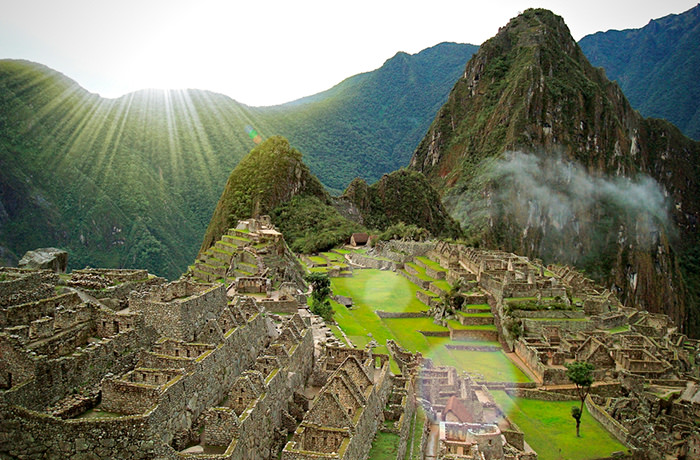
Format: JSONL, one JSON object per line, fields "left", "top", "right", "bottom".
{"left": 18, "top": 247, "right": 67, "bottom": 272}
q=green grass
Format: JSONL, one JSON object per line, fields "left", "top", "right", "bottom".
{"left": 405, "top": 405, "right": 426, "bottom": 460}
{"left": 367, "top": 430, "right": 401, "bottom": 460}
{"left": 464, "top": 303, "right": 491, "bottom": 310}
{"left": 308, "top": 255, "right": 327, "bottom": 264}
{"left": 330, "top": 268, "right": 532, "bottom": 383}
{"left": 458, "top": 311, "right": 493, "bottom": 317}
{"left": 431, "top": 279, "right": 452, "bottom": 292}
{"left": 415, "top": 256, "right": 444, "bottom": 272}
{"left": 491, "top": 392, "right": 628, "bottom": 460}
{"left": 322, "top": 252, "right": 345, "bottom": 262}
{"left": 446, "top": 320, "right": 496, "bottom": 330}
{"left": 331, "top": 269, "right": 428, "bottom": 313}
{"left": 608, "top": 324, "right": 630, "bottom": 333}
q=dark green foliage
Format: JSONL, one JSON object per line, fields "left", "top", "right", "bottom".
{"left": 271, "top": 195, "right": 364, "bottom": 254}
{"left": 565, "top": 361, "right": 595, "bottom": 437}
{"left": 343, "top": 169, "right": 462, "bottom": 239}
{"left": 505, "top": 318, "right": 523, "bottom": 339}
{"left": 441, "top": 279, "right": 465, "bottom": 313}
{"left": 305, "top": 272, "right": 333, "bottom": 321}
{"left": 377, "top": 223, "right": 430, "bottom": 242}
{"left": 579, "top": 5, "right": 700, "bottom": 140}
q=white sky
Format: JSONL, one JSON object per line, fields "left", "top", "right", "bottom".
{"left": 1, "top": 0, "right": 697, "bottom": 106}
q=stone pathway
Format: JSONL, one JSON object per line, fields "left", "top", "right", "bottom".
{"left": 424, "top": 423, "right": 440, "bottom": 459}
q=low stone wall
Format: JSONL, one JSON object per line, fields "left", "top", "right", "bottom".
{"left": 419, "top": 330, "right": 450, "bottom": 337}
{"left": 423, "top": 266, "right": 446, "bottom": 280}
{"left": 449, "top": 328, "right": 499, "bottom": 342}
{"left": 585, "top": 395, "right": 631, "bottom": 447}
{"left": 457, "top": 315, "right": 494, "bottom": 326}
{"left": 504, "top": 388, "right": 577, "bottom": 401}
{"left": 415, "top": 290, "right": 439, "bottom": 308}
{"left": 258, "top": 298, "right": 298, "bottom": 314}
{"left": 510, "top": 310, "right": 586, "bottom": 319}
{"left": 397, "top": 270, "right": 429, "bottom": 290}
{"left": 522, "top": 318, "right": 593, "bottom": 335}
{"left": 445, "top": 344, "right": 501, "bottom": 352}
{"left": 347, "top": 254, "right": 399, "bottom": 271}
{"left": 375, "top": 311, "right": 427, "bottom": 319}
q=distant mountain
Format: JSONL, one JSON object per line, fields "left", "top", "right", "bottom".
{"left": 0, "top": 42, "right": 476, "bottom": 278}
{"left": 409, "top": 9, "right": 700, "bottom": 335}
{"left": 270, "top": 42, "right": 479, "bottom": 193}
{"left": 579, "top": 4, "right": 700, "bottom": 140}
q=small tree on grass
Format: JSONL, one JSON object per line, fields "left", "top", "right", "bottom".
{"left": 565, "top": 361, "right": 594, "bottom": 437}
{"left": 305, "top": 272, "right": 333, "bottom": 322}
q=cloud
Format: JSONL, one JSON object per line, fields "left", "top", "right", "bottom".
{"left": 448, "top": 151, "right": 673, "bottom": 266}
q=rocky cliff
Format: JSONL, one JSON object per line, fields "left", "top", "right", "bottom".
{"left": 409, "top": 9, "right": 700, "bottom": 335}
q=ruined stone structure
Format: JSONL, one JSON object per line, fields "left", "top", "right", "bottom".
{"left": 281, "top": 347, "right": 393, "bottom": 460}
{"left": 0, "top": 265, "right": 316, "bottom": 458}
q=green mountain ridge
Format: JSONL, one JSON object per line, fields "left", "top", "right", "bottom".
{"left": 0, "top": 42, "right": 476, "bottom": 277}
{"left": 579, "top": 4, "right": 700, "bottom": 140}
{"left": 409, "top": 8, "right": 700, "bottom": 335}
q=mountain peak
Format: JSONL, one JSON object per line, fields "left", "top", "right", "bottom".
{"left": 408, "top": 8, "right": 700, "bottom": 334}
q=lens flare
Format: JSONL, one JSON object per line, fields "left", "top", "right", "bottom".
{"left": 245, "top": 125, "right": 262, "bottom": 144}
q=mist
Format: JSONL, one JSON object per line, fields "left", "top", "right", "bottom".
{"left": 448, "top": 151, "right": 673, "bottom": 268}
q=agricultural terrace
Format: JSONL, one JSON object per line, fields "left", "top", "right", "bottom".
{"left": 491, "top": 391, "right": 627, "bottom": 460}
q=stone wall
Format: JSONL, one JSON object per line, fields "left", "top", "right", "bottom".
{"left": 348, "top": 254, "right": 400, "bottom": 271}
{"left": 129, "top": 282, "right": 226, "bottom": 342}
{"left": 376, "top": 311, "right": 427, "bottom": 319}
{"left": 225, "top": 323, "right": 314, "bottom": 459}
{"left": 449, "top": 328, "right": 499, "bottom": 342}
{"left": 1, "top": 292, "right": 81, "bottom": 327}
{"left": 522, "top": 318, "right": 594, "bottom": 335}
{"left": 585, "top": 395, "right": 631, "bottom": 447}
{"left": 258, "top": 297, "right": 298, "bottom": 314}
{"left": 0, "top": 269, "right": 58, "bottom": 308}
{"left": 4, "top": 327, "right": 151, "bottom": 410}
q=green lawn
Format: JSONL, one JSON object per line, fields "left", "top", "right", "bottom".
{"left": 463, "top": 303, "right": 491, "bottom": 310}
{"left": 329, "top": 269, "right": 531, "bottom": 382}
{"left": 491, "top": 392, "right": 628, "bottom": 460}
{"left": 446, "top": 320, "right": 496, "bottom": 330}
{"left": 367, "top": 430, "right": 401, "bottom": 460}
{"left": 331, "top": 269, "right": 428, "bottom": 313}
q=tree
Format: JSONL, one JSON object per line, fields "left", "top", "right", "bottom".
{"left": 565, "top": 361, "right": 594, "bottom": 437}
{"left": 305, "top": 272, "right": 333, "bottom": 322}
